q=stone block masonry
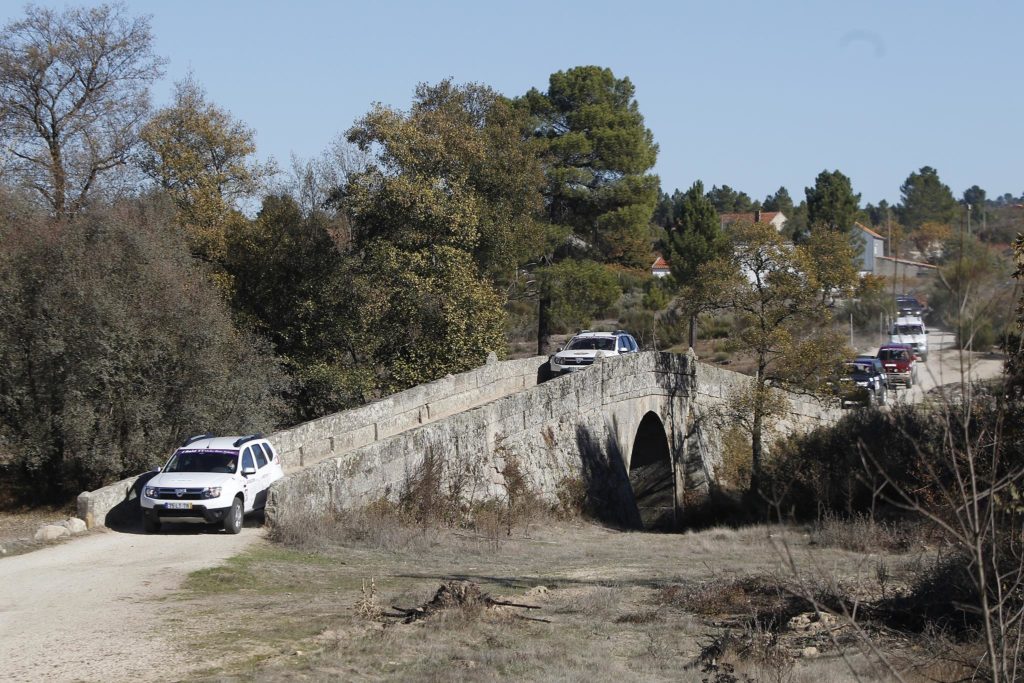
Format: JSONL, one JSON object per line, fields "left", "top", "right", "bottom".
{"left": 78, "top": 351, "right": 840, "bottom": 529}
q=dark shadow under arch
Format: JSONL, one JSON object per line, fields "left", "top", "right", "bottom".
{"left": 628, "top": 412, "right": 674, "bottom": 531}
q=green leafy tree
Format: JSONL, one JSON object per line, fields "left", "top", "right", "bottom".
{"left": 344, "top": 80, "right": 542, "bottom": 391}
{"left": 707, "top": 184, "right": 754, "bottom": 213}
{"left": 930, "top": 233, "right": 1014, "bottom": 350}
{"left": 865, "top": 199, "right": 893, "bottom": 228}
{"left": 684, "top": 221, "right": 852, "bottom": 496}
{"left": 139, "top": 77, "right": 275, "bottom": 263}
{"left": 224, "top": 195, "right": 366, "bottom": 422}
{"left": 664, "top": 180, "right": 727, "bottom": 346}
{"left": 805, "top": 169, "right": 860, "bottom": 232}
{"left": 0, "top": 3, "right": 165, "bottom": 219}
{"left": 0, "top": 199, "right": 284, "bottom": 501}
{"left": 962, "top": 184, "right": 988, "bottom": 236}
{"left": 520, "top": 66, "right": 659, "bottom": 353}
{"left": 763, "top": 186, "right": 794, "bottom": 216}
{"left": 898, "top": 166, "right": 958, "bottom": 229}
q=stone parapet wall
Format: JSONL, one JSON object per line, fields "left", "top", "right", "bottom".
{"left": 269, "top": 354, "right": 547, "bottom": 473}
{"left": 77, "top": 350, "right": 841, "bottom": 530}
{"left": 269, "top": 352, "right": 696, "bottom": 527}
{"left": 77, "top": 353, "right": 547, "bottom": 528}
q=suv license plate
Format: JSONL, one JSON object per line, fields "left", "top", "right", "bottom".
{"left": 165, "top": 502, "right": 191, "bottom": 510}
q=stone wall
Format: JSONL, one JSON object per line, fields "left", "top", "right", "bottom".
{"left": 77, "top": 350, "right": 841, "bottom": 530}
{"left": 268, "top": 352, "right": 696, "bottom": 528}
{"left": 684, "top": 362, "right": 841, "bottom": 486}
{"left": 77, "top": 353, "right": 547, "bottom": 528}
{"left": 269, "top": 353, "right": 547, "bottom": 473}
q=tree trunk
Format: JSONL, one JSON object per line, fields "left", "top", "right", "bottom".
{"left": 537, "top": 292, "right": 552, "bottom": 356}
{"left": 688, "top": 313, "right": 697, "bottom": 350}
{"left": 750, "top": 394, "right": 763, "bottom": 497}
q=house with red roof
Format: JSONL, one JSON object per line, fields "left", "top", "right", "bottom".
{"left": 651, "top": 255, "right": 671, "bottom": 278}
{"left": 719, "top": 210, "right": 788, "bottom": 233}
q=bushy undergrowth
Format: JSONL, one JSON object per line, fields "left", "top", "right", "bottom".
{"left": 762, "top": 399, "right": 1024, "bottom": 521}
{"left": 0, "top": 200, "right": 286, "bottom": 502}
{"left": 763, "top": 392, "right": 1024, "bottom": 679}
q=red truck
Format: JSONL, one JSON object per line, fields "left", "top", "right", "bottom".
{"left": 877, "top": 343, "right": 917, "bottom": 388}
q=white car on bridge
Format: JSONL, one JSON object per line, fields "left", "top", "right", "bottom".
{"left": 140, "top": 434, "right": 283, "bottom": 534}
{"left": 550, "top": 330, "right": 640, "bottom": 375}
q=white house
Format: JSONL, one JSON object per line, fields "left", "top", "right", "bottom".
{"left": 852, "top": 222, "right": 886, "bottom": 274}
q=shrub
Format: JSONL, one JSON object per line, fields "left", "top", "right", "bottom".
{"left": 0, "top": 200, "right": 286, "bottom": 501}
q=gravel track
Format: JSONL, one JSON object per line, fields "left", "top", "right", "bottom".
{"left": 0, "top": 522, "right": 261, "bottom": 682}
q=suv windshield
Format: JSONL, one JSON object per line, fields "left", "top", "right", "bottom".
{"left": 894, "top": 325, "right": 924, "bottom": 335}
{"left": 164, "top": 449, "right": 239, "bottom": 474}
{"left": 878, "top": 348, "right": 910, "bottom": 362}
{"left": 845, "top": 363, "right": 872, "bottom": 377}
{"left": 566, "top": 337, "right": 616, "bottom": 351}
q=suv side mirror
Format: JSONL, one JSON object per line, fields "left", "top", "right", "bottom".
{"left": 242, "top": 466, "right": 257, "bottom": 476}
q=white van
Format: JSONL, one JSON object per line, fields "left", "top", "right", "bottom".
{"left": 890, "top": 316, "right": 928, "bottom": 361}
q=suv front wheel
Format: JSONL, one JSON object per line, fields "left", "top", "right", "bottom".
{"left": 223, "top": 496, "right": 244, "bottom": 534}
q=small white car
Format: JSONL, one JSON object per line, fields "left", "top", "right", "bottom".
{"left": 890, "top": 316, "right": 928, "bottom": 361}
{"left": 140, "top": 434, "right": 283, "bottom": 534}
{"left": 550, "top": 330, "right": 640, "bottom": 375}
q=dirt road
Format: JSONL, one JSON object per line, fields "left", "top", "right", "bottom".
{"left": 863, "top": 329, "right": 1005, "bottom": 404}
{"left": 0, "top": 522, "right": 261, "bottom": 682}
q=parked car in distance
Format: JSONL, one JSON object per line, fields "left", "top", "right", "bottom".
{"left": 838, "top": 360, "right": 886, "bottom": 408}
{"left": 549, "top": 330, "right": 640, "bottom": 375}
{"left": 854, "top": 355, "right": 889, "bottom": 393}
{"left": 877, "top": 343, "right": 917, "bottom": 388}
{"left": 140, "top": 434, "right": 283, "bottom": 534}
{"left": 890, "top": 316, "right": 928, "bottom": 361}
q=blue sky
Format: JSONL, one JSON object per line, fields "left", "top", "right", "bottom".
{"left": 5, "top": 1, "right": 1022, "bottom": 205}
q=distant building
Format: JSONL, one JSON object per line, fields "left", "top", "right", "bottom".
{"left": 874, "top": 255, "right": 937, "bottom": 282}
{"left": 719, "top": 210, "right": 787, "bottom": 233}
{"left": 852, "top": 222, "right": 886, "bottom": 274}
{"left": 651, "top": 255, "right": 671, "bottom": 278}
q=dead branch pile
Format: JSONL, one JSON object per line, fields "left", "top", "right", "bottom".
{"left": 386, "top": 580, "right": 549, "bottom": 623}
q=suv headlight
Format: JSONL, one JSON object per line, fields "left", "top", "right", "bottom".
{"left": 202, "top": 487, "right": 222, "bottom": 499}
{"left": 144, "top": 486, "right": 157, "bottom": 498}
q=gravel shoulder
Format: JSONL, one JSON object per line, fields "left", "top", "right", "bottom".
{"left": 0, "top": 522, "right": 262, "bottom": 682}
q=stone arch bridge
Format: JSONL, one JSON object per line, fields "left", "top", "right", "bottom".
{"left": 80, "top": 352, "right": 837, "bottom": 530}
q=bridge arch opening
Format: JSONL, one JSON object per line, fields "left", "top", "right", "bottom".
{"left": 628, "top": 411, "right": 674, "bottom": 531}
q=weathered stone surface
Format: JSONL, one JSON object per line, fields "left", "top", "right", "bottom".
{"left": 79, "top": 351, "right": 840, "bottom": 531}
{"left": 64, "top": 518, "right": 88, "bottom": 534}
{"left": 34, "top": 525, "right": 71, "bottom": 542}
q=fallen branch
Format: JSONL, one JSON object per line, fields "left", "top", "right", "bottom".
{"left": 383, "top": 580, "right": 548, "bottom": 624}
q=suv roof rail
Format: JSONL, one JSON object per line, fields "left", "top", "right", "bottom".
{"left": 233, "top": 433, "right": 264, "bottom": 448}
{"left": 181, "top": 433, "right": 214, "bottom": 447}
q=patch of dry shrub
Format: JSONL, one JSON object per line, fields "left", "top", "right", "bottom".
{"left": 809, "top": 511, "right": 925, "bottom": 553}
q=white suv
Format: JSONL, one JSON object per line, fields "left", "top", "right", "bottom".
{"left": 890, "top": 316, "right": 928, "bottom": 361}
{"left": 550, "top": 330, "right": 640, "bottom": 375}
{"left": 140, "top": 434, "right": 284, "bottom": 534}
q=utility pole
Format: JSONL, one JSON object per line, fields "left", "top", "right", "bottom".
{"left": 967, "top": 203, "right": 972, "bottom": 235}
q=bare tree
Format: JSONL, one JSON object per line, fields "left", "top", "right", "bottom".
{"left": 0, "top": 3, "right": 164, "bottom": 218}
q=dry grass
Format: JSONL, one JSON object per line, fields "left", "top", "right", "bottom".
{"left": 166, "top": 518, "right": 961, "bottom": 682}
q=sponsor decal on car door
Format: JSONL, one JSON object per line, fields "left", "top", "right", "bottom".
{"left": 241, "top": 447, "right": 257, "bottom": 512}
